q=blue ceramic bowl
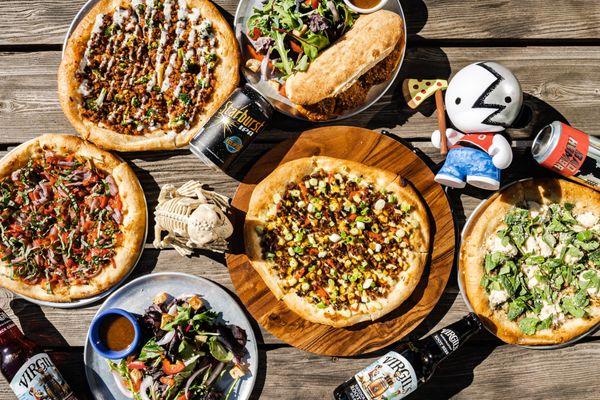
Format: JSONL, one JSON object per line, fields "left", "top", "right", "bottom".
{"left": 89, "top": 308, "right": 141, "bottom": 360}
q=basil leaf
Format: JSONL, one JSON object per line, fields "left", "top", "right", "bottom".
{"left": 519, "top": 317, "right": 539, "bottom": 335}
{"left": 576, "top": 230, "right": 594, "bottom": 242}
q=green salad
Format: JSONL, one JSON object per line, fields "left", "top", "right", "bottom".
{"left": 481, "top": 203, "right": 600, "bottom": 336}
{"left": 246, "top": 0, "right": 357, "bottom": 77}
{"left": 108, "top": 293, "right": 248, "bottom": 400}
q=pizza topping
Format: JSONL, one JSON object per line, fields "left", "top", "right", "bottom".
{"left": 76, "top": 0, "right": 219, "bottom": 136}
{"left": 0, "top": 152, "right": 123, "bottom": 291}
{"left": 481, "top": 203, "right": 600, "bottom": 335}
{"left": 256, "top": 168, "right": 422, "bottom": 313}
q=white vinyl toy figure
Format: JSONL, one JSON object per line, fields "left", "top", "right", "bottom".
{"left": 432, "top": 61, "right": 523, "bottom": 190}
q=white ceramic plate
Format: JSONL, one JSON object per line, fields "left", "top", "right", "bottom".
{"left": 84, "top": 272, "right": 258, "bottom": 400}
{"left": 458, "top": 178, "right": 600, "bottom": 349}
{"left": 234, "top": 0, "right": 407, "bottom": 121}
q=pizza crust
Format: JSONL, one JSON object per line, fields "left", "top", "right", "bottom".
{"left": 0, "top": 134, "right": 147, "bottom": 302}
{"left": 460, "top": 178, "right": 600, "bottom": 345}
{"left": 58, "top": 0, "right": 240, "bottom": 152}
{"left": 245, "top": 156, "right": 430, "bottom": 327}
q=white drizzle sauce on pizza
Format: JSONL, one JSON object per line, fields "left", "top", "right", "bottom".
{"left": 76, "top": 0, "right": 218, "bottom": 135}
{"left": 255, "top": 167, "right": 422, "bottom": 315}
{"left": 481, "top": 202, "right": 600, "bottom": 335}
{"left": 0, "top": 152, "right": 123, "bottom": 292}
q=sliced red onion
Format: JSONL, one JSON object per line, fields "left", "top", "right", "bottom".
{"left": 106, "top": 175, "right": 118, "bottom": 196}
{"left": 58, "top": 160, "right": 76, "bottom": 167}
{"left": 112, "top": 209, "right": 123, "bottom": 224}
{"left": 139, "top": 376, "right": 154, "bottom": 400}
{"left": 327, "top": 1, "right": 339, "bottom": 23}
{"left": 167, "top": 303, "right": 178, "bottom": 315}
{"left": 156, "top": 329, "right": 175, "bottom": 346}
{"left": 90, "top": 197, "right": 100, "bottom": 212}
{"left": 111, "top": 371, "right": 133, "bottom": 398}
{"left": 206, "top": 362, "right": 225, "bottom": 387}
{"left": 185, "top": 365, "right": 209, "bottom": 399}
{"left": 260, "top": 46, "right": 273, "bottom": 81}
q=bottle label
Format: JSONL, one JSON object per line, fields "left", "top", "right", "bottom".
{"left": 432, "top": 328, "right": 460, "bottom": 356}
{"left": 0, "top": 309, "right": 16, "bottom": 336}
{"left": 354, "top": 351, "right": 418, "bottom": 400}
{"left": 9, "top": 353, "right": 77, "bottom": 400}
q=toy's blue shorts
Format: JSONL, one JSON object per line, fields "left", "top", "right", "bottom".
{"left": 438, "top": 146, "right": 500, "bottom": 182}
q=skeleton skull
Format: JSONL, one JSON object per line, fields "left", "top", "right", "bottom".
{"left": 187, "top": 204, "right": 234, "bottom": 246}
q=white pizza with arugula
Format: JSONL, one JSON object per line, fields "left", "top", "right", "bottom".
{"left": 461, "top": 178, "right": 600, "bottom": 345}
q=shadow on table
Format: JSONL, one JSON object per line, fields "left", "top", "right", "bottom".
{"left": 406, "top": 335, "right": 501, "bottom": 400}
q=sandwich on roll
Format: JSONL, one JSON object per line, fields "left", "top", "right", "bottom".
{"left": 285, "top": 10, "right": 404, "bottom": 121}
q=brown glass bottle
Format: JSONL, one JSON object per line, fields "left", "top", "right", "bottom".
{"left": 0, "top": 308, "right": 78, "bottom": 400}
{"left": 333, "top": 313, "right": 483, "bottom": 400}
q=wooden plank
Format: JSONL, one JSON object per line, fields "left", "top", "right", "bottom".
{"left": 3, "top": 0, "right": 600, "bottom": 45}
{"left": 2, "top": 46, "right": 600, "bottom": 145}
{"left": 254, "top": 341, "right": 600, "bottom": 400}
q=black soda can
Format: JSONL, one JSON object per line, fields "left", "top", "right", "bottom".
{"left": 190, "top": 84, "right": 273, "bottom": 173}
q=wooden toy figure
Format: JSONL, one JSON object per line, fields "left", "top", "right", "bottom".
{"left": 432, "top": 62, "right": 523, "bottom": 190}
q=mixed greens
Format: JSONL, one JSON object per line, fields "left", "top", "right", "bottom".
{"left": 481, "top": 203, "right": 600, "bottom": 336}
{"left": 108, "top": 293, "right": 248, "bottom": 400}
{"left": 246, "top": 0, "right": 357, "bottom": 78}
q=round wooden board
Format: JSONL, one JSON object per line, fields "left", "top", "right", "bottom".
{"left": 225, "top": 126, "right": 455, "bottom": 356}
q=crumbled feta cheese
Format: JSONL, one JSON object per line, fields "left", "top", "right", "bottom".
{"left": 536, "top": 236, "right": 553, "bottom": 257}
{"left": 374, "top": 243, "right": 382, "bottom": 253}
{"left": 528, "top": 201, "right": 545, "bottom": 218}
{"left": 524, "top": 265, "right": 542, "bottom": 289}
{"left": 356, "top": 221, "right": 366, "bottom": 230}
{"left": 576, "top": 211, "right": 598, "bottom": 228}
{"left": 488, "top": 235, "right": 517, "bottom": 257}
{"left": 488, "top": 289, "right": 509, "bottom": 307}
{"left": 362, "top": 278, "right": 373, "bottom": 289}
{"left": 523, "top": 235, "right": 539, "bottom": 254}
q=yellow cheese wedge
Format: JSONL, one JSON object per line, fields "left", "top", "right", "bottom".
{"left": 403, "top": 79, "right": 448, "bottom": 109}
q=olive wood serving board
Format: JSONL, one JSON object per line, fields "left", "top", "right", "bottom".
{"left": 225, "top": 126, "right": 455, "bottom": 356}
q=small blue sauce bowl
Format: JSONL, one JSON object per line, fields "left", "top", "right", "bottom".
{"left": 89, "top": 308, "right": 142, "bottom": 360}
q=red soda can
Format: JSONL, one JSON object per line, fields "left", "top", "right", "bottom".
{"left": 531, "top": 121, "right": 600, "bottom": 189}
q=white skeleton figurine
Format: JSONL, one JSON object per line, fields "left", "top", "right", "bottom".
{"left": 153, "top": 181, "right": 234, "bottom": 255}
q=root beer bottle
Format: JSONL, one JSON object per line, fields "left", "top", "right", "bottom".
{"left": 333, "top": 313, "right": 482, "bottom": 400}
{"left": 0, "top": 308, "right": 78, "bottom": 400}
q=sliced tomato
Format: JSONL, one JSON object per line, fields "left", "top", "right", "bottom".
{"left": 348, "top": 213, "right": 357, "bottom": 222}
{"left": 289, "top": 40, "right": 303, "bottom": 54}
{"left": 249, "top": 27, "right": 262, "bottom": 40}
{"left": 294, "top": 267, "right": 306, "bottom": 279}
{"left": 305, "top": 0, "right": 319, "bottom": 9}
{"left": 162, "top": 359, "right": 185, "bottom": 375}
{"left": 98, "top": 196, "right": 109, "bottom": 209}
{"left": 160, "top": 376, "right": 175, "bottom": 387}
{"left": 316, "top": 287, "right": 329, "bottom": 302}
{"left": 246, "top": 44, "right": 264, "bottom": 61}
{"left": 126, "top": 361, "right": 146, "bottom": 370}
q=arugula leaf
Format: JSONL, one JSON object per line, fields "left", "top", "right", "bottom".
{"left": 273, "top": 31, "right": 294, "bottom": 75}
{"left": 297, "top": 33, "right": 329, "bottom": 60}
{"left": 519, "top": 317, "right": 539, "bottom": 335}
{"left": 561, "top": 296, "right": 586, "bottom": 318}
{"left": 507, "top": 299, "right": 526, "bottom": 320}
{"left": 547, "top": 218, "right": 568, "bottom": 232}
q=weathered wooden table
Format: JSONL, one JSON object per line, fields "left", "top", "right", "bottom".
{"left": 1, "top": 1, "right": 599, "bottom": 399}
